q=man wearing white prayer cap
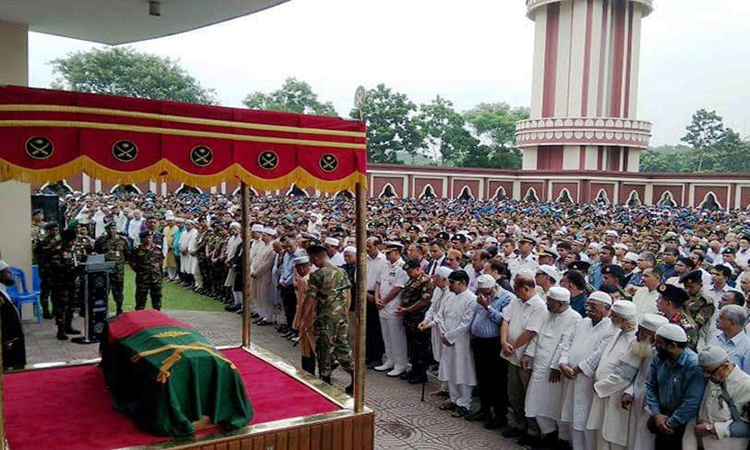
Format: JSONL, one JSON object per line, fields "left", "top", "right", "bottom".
{"left": 556, "top": 290, "right": 616, "bottom": 450}
{"left": 587, "top": 300, "right": 638, "bottom": 449}
{"left": 535, "top": 264, "right": 560, "bottom": 299}
{"left": 466, "top": 273, "right": 516, "bottom": 428}
{"left": 419, "top": 266, "right": 453, "bottom": 396}
{"left": 645, "top": 324, "right": 706, "bottom": 447}
{"left": 262, "top": 227, "right": 277, "bottom": 237}
{"left": 687, "top": 346, "right": 750, "bottom": 449}
{"left": 522, "top": 285, "right": 581, "bottom": 447}
{"left": 325, "top": 237, "right": 345, "bottom": 267}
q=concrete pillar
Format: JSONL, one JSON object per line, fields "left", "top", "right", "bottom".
{"left": 0, "top": 21, "right": 32, "bottom": 282}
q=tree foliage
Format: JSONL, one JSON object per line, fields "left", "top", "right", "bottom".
{"left": 243, "top": 77, "right": 337, "bottom": 116}
{"left": 681, "top": 109, "right": 726, "bottom": 171}
{"left": 418, "top": 96, "right": 478, "bottom": 166}
{"left": 352, "top": 84, "right": 424, "bottom": 164}
{"left": 50, "top": 47, "right": 217, "bottom": 104}
{"left": 463, "top": 102, "right": 529, "bottom": 169}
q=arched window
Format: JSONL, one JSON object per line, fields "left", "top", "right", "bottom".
{"left": 111, "top": 184, "right": 141, "bottom": 195}
{"left": 175, "top": 184, "right": 201, "bottom": 195}
{"left": 657, "top": 191, "right": 677, "bottom": 208}
{"left": 626, "top": 190, "right": 641, "bottom": 207}
{"left": 556, "top": 188, "right": 573, "bottom": 203}
{"left": 699, "top": 192, "right": 721, "bottom": 211}
{"left": 335, "top": 190, "right": 354, "bottom": 200}
{"left": 595, "top": 189, "right": 610, "bottom": 204}
{"left": 419, "top": 184, "right": 437, "bottom": 199}
{"left": 457, "top": 186, "right": 474, "bottom": 201}
{"left": 286, "top": 184, "right": 308, "bottom": 197}
{"left": 232, "top": 186, "right": 259, "bottom": 196}
{"left": 524, "top": 188, "right": 540, "bottom": 203}
{"left": 41, "top": 180, "right": 73, "bottom": 196}
{"left": 379, "top": 184, "right": 397, "bottom": 198}
{"left": 493, "top": 186, "right": 507, "bottom": 200}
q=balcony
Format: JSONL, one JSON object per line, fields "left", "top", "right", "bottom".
{"left": 515, "top": 117, "right": 652, "bottom": 149}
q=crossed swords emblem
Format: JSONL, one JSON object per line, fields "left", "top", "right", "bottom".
{"left": 190, "top": 146, "right": 213, "bottom": 167}
{"left": 258, "top": 151, "right": 278, "bottom": 170}
{"left": 25, "top": 136, "right": 54, "bottom": 159}
{"left": 319, "top": 154, "right": 338, "bottom": 172}
{"left": 112, "top": 141, "right": 137, "bottom": 162}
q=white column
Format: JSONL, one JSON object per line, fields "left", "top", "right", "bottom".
{"left": 512, "top": 180, "right": 521, "bottom": 200}
{"left": 221, "top": 182, "right": 227, "bottom": 194}
{"left": 523, "top": 147, "right": 538, "bottom": 170}
{"left": 94, "top": 179, "right": 102, "bottom": 193}
{"left": 161, "top": 182, "right": 167, "bottom": 196}
{"left": 645, "top": 183, "right": 654, "bottom": 205}
{"left": 627, "top": 148, "right": 640, "bottom": 172}
{"left": 0, "top": 21, "right": 32, "bottom": 283}
{"left": 562, "top": 145, "right": 579, "bottom": 170}
{"left": 148, "top": 180, "right": 157, "bottom": 193}
{"left": 210, "top": 186, "right": 217, "bottom": 194}
{"left": 82, "top": 173, "right": 91, "bottom": 194}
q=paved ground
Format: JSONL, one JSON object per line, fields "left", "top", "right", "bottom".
{"left": 22, "top": 309, "right": 521, "bottom": 450}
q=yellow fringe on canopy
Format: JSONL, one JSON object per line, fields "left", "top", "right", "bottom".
{"left": 0, "top": 157, "right": 368, "bottom": 192}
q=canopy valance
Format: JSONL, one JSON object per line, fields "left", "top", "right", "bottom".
{"left": 0, "top": 86, "right": 367, "bottom": 192}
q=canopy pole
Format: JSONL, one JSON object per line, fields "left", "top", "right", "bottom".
{"left": 0, "top": 300, "right": 5, "bottom": 450}
{"left": 241, "top": 182, "right": 251, "bottom": 349}
{"left": 353, "top": 182, "right": 367, "bottom": 413}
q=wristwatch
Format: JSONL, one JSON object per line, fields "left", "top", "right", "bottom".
{"left": 706, "top": 424, "right": 713, "bottom": 433}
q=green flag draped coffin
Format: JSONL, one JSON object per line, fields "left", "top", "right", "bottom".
{"left": 100, "top": 310, "right": 252, "bottom": 437}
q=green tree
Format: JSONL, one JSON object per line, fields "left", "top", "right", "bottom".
{"left": 50, "top": 47, "right": 217, "bottom": 104}
{"left": 463, "top": 102, "right": 529, "bottom": 169}
{"left": 243, "top": 77, "right": 337, "bottom": 116}
{"left": 712, "top": 128, "right": 750, "bottom": 172}
{"left": 681, "top": 109, "right": 725, "bottom": 171}
{"left": 418, "top": 96, "right": 478, "bottom": 166}
{"left": 639, "top": 145, "right": 693, "bottom": 172}
{"left": 351, "top": 84, "right": 424, "bottom": 164}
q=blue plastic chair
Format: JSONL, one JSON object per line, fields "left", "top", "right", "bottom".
{"left": 7, "top": 267, "right": 42, "bottom": 324}
{"left": 31, "top": 264, "right": 41, "bottom": 296}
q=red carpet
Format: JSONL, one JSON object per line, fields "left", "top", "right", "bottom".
{"left": 4, "top": 348, "right": 340, "bottom": 450}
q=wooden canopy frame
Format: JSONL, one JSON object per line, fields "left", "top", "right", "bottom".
{"left": 0, "top": 86, "right": 370, "bottom": 448}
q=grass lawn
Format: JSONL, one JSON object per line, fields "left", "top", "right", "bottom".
{"left": 108, "top": 267, "right": 225, "bottom": 312}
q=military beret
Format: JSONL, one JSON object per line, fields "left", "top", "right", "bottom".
{"left": 657, "top": 284, "right": 689, "bottom": 305}
{"left": 139, "top": 230, "right": 152, "bottom": 238}
{"left": 44, "top": 221, "right": 59, "bottom": 230}
{"left": 306, "top": 244, "right": 327, "bottom": 255}
{"left": 61, "top": 228, "right": 77, "bottom": 242}
{"left": 66, "top": 219, "right": 79, "bottom": 230}
{"left": 105, "top": 222, "right": 116, "bottom": 229}
{"left": 602, "top": 264, "right": 625, "bottom": 280}
{"left": 568, "top": 260, "right": 591, "bottom": 272}
{"left": 680, "top": 270, "right": 704, "bottom": 285}
{"left": 664, "top": 235, "right": 678, "bottom": 242}
{"left": 402, "top": 259, "right": 422, "bottom": 271}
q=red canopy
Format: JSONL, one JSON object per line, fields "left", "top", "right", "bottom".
{"left": 0, "top": 86, "right": 367, "bottom": 192}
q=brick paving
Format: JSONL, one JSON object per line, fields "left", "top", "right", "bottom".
{"left": 22, "top": 310, "right": 521, "bottom": 450}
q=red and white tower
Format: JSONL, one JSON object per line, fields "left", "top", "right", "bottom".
{"left": 515, "top": 0, "right": 653, "bottom": 173}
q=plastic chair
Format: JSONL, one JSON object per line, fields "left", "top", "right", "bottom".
{"left": 31, "top": 264, "right": 41, "bottom": 296}
{"left": 7, "top": 267, "right": 42, "bottom": 324}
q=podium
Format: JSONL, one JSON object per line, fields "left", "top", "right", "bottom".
{"left": 72, "top": 255, "right": 115, "bottom": 345}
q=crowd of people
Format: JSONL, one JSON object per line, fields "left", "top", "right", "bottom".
{"left": 23, "top": 190, "right": 750, "bottom": 449}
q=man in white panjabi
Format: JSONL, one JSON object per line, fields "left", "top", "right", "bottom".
{"left": 223, "top": 222, "right": 244, "bottom": 311}
{"left": 521, "top": 286, "right": 581, "bottom": 447}
{"left": 556, "top": 291, "right": 617, "bottom": 450}
{"left": 683, "top": 346, "right": 750, "bottom": 450}
{"left": 180, "top": 219, "right": 198, "bottom": 288}
{"left": 587, "top": 300, "right": 639, "bottom": 449}
{"left": 500, "top": 269, "right": 547, "bottom": 443}
{"left": 436, "top": 270, "right": 478, "bottom": 417}
{"left": 419, "top": 266, "right": 453, "bottom": 372}
{"left": 251, "top": 228, "right": 277, "bottom": 322}
{"left": 245, "top": 224, "right": 264, "bottom": 316}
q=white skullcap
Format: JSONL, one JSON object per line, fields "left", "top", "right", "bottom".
{"left": 656, "top": 323, "right": 688, "bottom": 343}
{"left": 605, "top": 230, "right": 619, "bottom": 237}
{"left": 175, "top": 217, "right": 185, "bottom": 223}
{"left": 293, "top": 256, "right": 310, "bottom": 266}
{"left": 324, "top": 237, "right": 340, "bottom": 247}
{"left": 699, "top": 345, "right": 729, "bottom": 368}
{"left": 588, "top": 243, "right": 602, "bottom": 250}
{"left": 0, "top": 260, "right": 8, "bottom": 272}
{"left": 612, "top": 300, "right": 637, "bottom": 319}
{"left": 435, "top": 267, "right": 453, "bottom": 279}
{"left": 165, "top": 210, "right": 174, "bottom": 220}
{"left": 614, "top": 243, "right": 628, "bottom": 251}
{"left": 251, "top": 224, "right": 264, "bottom": 232}
{"left": 477, "top": 274, "right": 496, "bottom": 290}
{"left": 536, "top": 265, "right": 560, "bottom": 282}
{"left": 186, "top": 219, "right": 196, "bottom": 225}
{"left": 229, "top": 221, "right": 241, "bottom": 229}
{"left": 588, "top": 291, "right": 613, "bottom": 306}
{"left": 343, "top": 246, "right": 357, "bottom": 254}
{"left": 623, "top": 252, "right": 640, "bottom": 263}
{"left": 263, "top": 227, "right": 277, "bottom": 236}
{"left": 547, "top": 286, "right": 571, "bottom": 303}
{"left": 516, "top": 269, "right": 536, "bottom": 281}
{"left": 640, "top": 313, "right": 668, "bottom": 332}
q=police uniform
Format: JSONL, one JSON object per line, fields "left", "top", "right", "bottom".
{"left": 94, "top": 223, "right": 129, "bottom": 314}
{"left": 130, "top": 231, "right": 164, "bottom": 310}
{"left": 400, "top": 260, "right": 434, "bottom": 382}
{"left": 305, "top": 256, "right": 353, "bottom": 383}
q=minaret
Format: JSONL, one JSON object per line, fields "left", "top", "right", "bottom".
{"left": 515, "top": 0, "right": 653, "bottom": 173}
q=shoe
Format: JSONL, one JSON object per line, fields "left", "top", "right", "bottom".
{"left": 408, "top": 374, "right": 427, "bottom": 384}
{"left": 65, "top": 327, "right": 81, "bottom": 335}
{"left": 483, "top": 415, "right": 506, "bottom": 430}
{"left": 291, "top": 336, "right": 300, "bottom": 344}
{"left": 286, "top": 332, "right": 298, "bottom": 340}
{"left": 367, "top": 360, "right": 382, "bottom": 370}
{"left": 429, "top": 390, "right": 449, "bottom": 398}
{"left": 555, "top": 440, "right": 572, "bottom": 450}
{"left": 518, "top": 433, "right": 535, "bottom": 447}
{"left": 373, "top": 363, "right": 394, "bottom": 372}
{"left": 528, "top": 433, "right": 558, "bottom": 449}
{"left": 236, "top": 309, "right": 244, "bottom": 315}
{"left": 225, "top": 304, "right": 241, "bottom": 312}
{"left": 464, "top": 410, "right": 489, "bottom": 422}
{"left": 115, "top": 308, "right": 123, "bottom": 316}
{"left": 451, "top": 406, "right": 469, "bottom": 418}
{"left": 502, "top": 428, "right": 524, "bottom": 439}
{"left": 399, "top": 371, "right": 412, "bottom": 380}
{"left": 56, "top": 331, "right": 68, "bottom": 341}
{"left": 345, "top": 384, "right": 354, "bottom": 395}
{"left": 438, "top": 401, "right": 456, "bottom": 411}
{"left": 386, "top": 367, "right": 407, "bottom": 377}
{"left": 250, "top": 312, "right": 260, "bottom": 319}
{"left": 282, "top": 330, "right": 296, "bottom": 339}
{"left": 257, "top": 319, "right": 272, "bottom": 326}
{"left": 43, "top": 311, "right": 54, "bottom": 320}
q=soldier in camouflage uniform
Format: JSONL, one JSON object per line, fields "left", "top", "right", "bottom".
{"left": 397, "top": 259, "right": 434, "bottom": 384}
{"left": 71, "top": 221, "right": 94, "bottom": 314}
{"left": 49, "top": 228, "right": 80, "bottom": 340}
{"left": 33, "top": 221, "right": 60, "bottom": 319}
{"left": 130, "top": 230, "right": 164, "bottom": 310}
{"left": 680, "top": 270, "right": 715, "bottom": 345}
{"left": 94, "top": 222, "right": 129, "bottom": 315}
{"left": 194, "top": 218, "right": 209, "bottom": 294}
{"left": 30, "top": 208, "right": 46, "bottom": 256}
{"left": 601, "top": 264, "right": 633, "bottom": 301}
{"left": 656, "top": 283, "right": 699, "bottom": 350}
{"left": 305, "top": 245, "right": 354, "bottom": 394}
